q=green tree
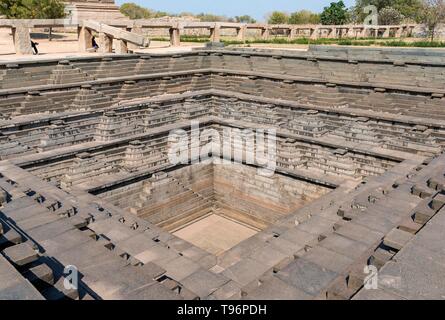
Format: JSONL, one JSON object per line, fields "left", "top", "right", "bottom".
{"left": 0, "top": 0, "right": 65, "bottom": 40}
{"left": 153, "top": 11, "right": 170, "bottom": 18}
{"left": 352, "top": 0, "right": 422, "bottom": 23}
{"left": 196, "top": 13, "right": 229, "bottom": 22}
{"left": 234, "top": 15, "right": 256, "bottom": 23}
{"left": 120, "top": 2, "right": 153, "bottom": 19}
{"left": 0, "top": 0, "right": 30, "bottom": 18}
{"left": 267, "top": 11, "right": 289, "bottom": 24}
{"left": 288, "top": 10, "right": 321, "bottom": 24}
{"left": 0, "top": 0, "right": 65, "bottom": 18}
{"left": 320, "top": 1, "right": 350, "bottom": 25}
{"left": 419, "top": 0, "right": 445, "bottom": 40}
{"left": 378, "top": 7, "right": 405, "bottom": 24}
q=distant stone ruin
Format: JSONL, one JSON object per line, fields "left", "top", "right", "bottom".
{"left": 64, "top": 0, "right": 127, "bottom": 21}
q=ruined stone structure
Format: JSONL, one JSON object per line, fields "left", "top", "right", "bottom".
{"left": 64, "top": 0, "right": 127, "bottom": 22}
{"left": 1, "top": 45, "right": 445, "bottom": 300}
{"left": 0, "top": 18, "right": 418, "bottom": 55}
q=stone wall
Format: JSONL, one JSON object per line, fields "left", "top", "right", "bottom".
{"left": 99, "top": 163, "right": 331, "bottom": 231}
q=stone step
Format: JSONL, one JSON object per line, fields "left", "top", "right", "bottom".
{"left": 41, "top": 277, "right": 79, "bottom": 300}
{"left": 160, "top": 206, "right": 214, "bottom": 232}
{"left": 22, "top": 263, "right": 55, "bottom": 288}
{"left": 2, "top": 242, "right": 39, "bottom": 267}
{"left": 0, "top": 228, "right": 24, "bottom": 248}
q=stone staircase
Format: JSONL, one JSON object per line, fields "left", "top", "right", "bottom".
{"left": 48, "top": 61, "right": 93, "bottom": 85}
{"left": 130, "top": 172, "right": 213, "bottom": 231}
{"left": 70, "top": 85, "right": 113, "bottom": 112}
{"left": 117, "top": 80, "right": 146, "bottom": 101}
{"left": 93, "top": 57, "right": 140, "bottom": 79}
{"left": 0, "top": 64, "right": 52, "bottom": 89}
{"left": 16, "top": 92, "right": 62, "bottom": 116}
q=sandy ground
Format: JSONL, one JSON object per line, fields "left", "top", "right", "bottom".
{"left": 0, "top": 30, "right": 206, "bottom": 62}
{"left": 173, "top": 214, "right": 257, "bottom": 256}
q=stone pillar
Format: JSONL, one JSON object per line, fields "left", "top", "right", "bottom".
{"left": 78, "top": 26, "right": 93, "bottom": 52}
{"left": 236, "top": 25, "right": 246, "bottom": 42}
{"left": 289, "top": 28, "right": 298, "bottom": 40}
{"left": 383, "top": 28, "right": 390, "bottom": 38}
{"left": 115, "top": 38, "right": 128, "bottom": 54}
{"left": 169, "top": 27, "right": 181, "bottom": 46}
{"left": 98, "top": 32, "right": 113, "bottom": 53}
{"left": 338, "top": 28, "right": 344, "bottom": 38}
{"left": 210, "top": 24, "right": 221, "bottom": 42}
{"left": 127, "top": 26, "right": 143, "bottom": 50}
{"left": 124, "top": 140, "right": 145, "bottom": 171}
{"left": 395, "top": 27, "right": 403, "bottom": 38}
{"left": 310, "top": 28, "right": 319, "bottom": 40}
{"left": 261, "top": 27, "right": 270, "bottom": 40}
{"left": 95, "top": 111, "right": 121, "bottom": 142}
{"left": 347, "top": 27, "right": 355, "bottom": 38}
{"left": 360, "top": 27, "right": 367, "bottom": 38}
{"left": 328, "top": 28, "right": 336, "bottom": 39}
{"left": 362, "top": 27, "right": 369, "bottom": 38}
{"left": 12, "top": 25, "right": 33, "bottom": 55}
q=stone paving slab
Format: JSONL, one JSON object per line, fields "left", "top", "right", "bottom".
{"left": 123, "top": 282, "right": 182, "bottom": 300}
{"left": 133, "top": 244, "right": 179, "bottom": 265}
{"left": 0, "top": 255, "right": 44, "bottom": 300}
{"left": 276, "top": 258, "right": 338, "bottom": 297}
{"left": 2, "top": 242, "right": 38, "bottom": 266}
{"left": 319, "top": 233, "right": 369, "bottom": 260}
{"left": 208, "top": 280, "right": 242, "bottom": 300}
{"left": 181, "top": 268, "right": 230, "bottom": 298}
{"left": 157, "top": 256, "right": 201, "bottom": 282}
{"left": 249, "top": 243, "right": 289, "bottom": 268}
{"left": 352, "top": 288, "right": 405, "bottom": 300}
{"left": 383, "top": 228, "right": 414, "bottom": 251}
{"left": 355, "top": 205, "right": 445, "bottom": 299}
{"left": 301, "top": 246, "right": 354, "bottom": 274}
{"left": 335, "top": 222, "right": 384, "bottom": 246}
{"left": 23, "top": 263, "right": 54, "bottom": 286}
{"left": 222, "top": 257, "right": 272, "bottom": 287}
{"left": 244, "top": 275, "right": 313, "bottom": 300}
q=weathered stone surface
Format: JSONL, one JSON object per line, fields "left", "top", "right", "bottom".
{"left": 208, "top": 280, "right": 242, "bottom": 300}
{"left": 0, "top": 45, "right": 445, "bottom": 301}
{"left": 2, "top": 242, "right": 39, "bottom": 266}
{"left": 0, "top": 255, "right": 44, "bottom": 300}
{"left": 181, "top": 269, "right": 230, "bottom": 298}
{"left": 276, "top": 258, "right": 339, "bottom": 297}
{"left": 244, "top": 276, "right": 313, "bottom": 300}
{"left": 302, "top": 246, "right": 354, "bottom": 274}
{"left": 222, "top": 258, "right": 271, "bottom": 286}
{"left": 383, "top": 229, "right": 414, "bottom": 251}
{"left": 352, "top": 288, "right": 405, "bottom": 300}
{"left": 12, "top": 25, "right": 33, "bottom": 55}
{"left": 23, "top": 263, "right": 54, "bottom": 286}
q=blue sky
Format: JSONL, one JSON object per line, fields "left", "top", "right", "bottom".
{"left": 116, "top": 0, "right": 356, "bottom": 22}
